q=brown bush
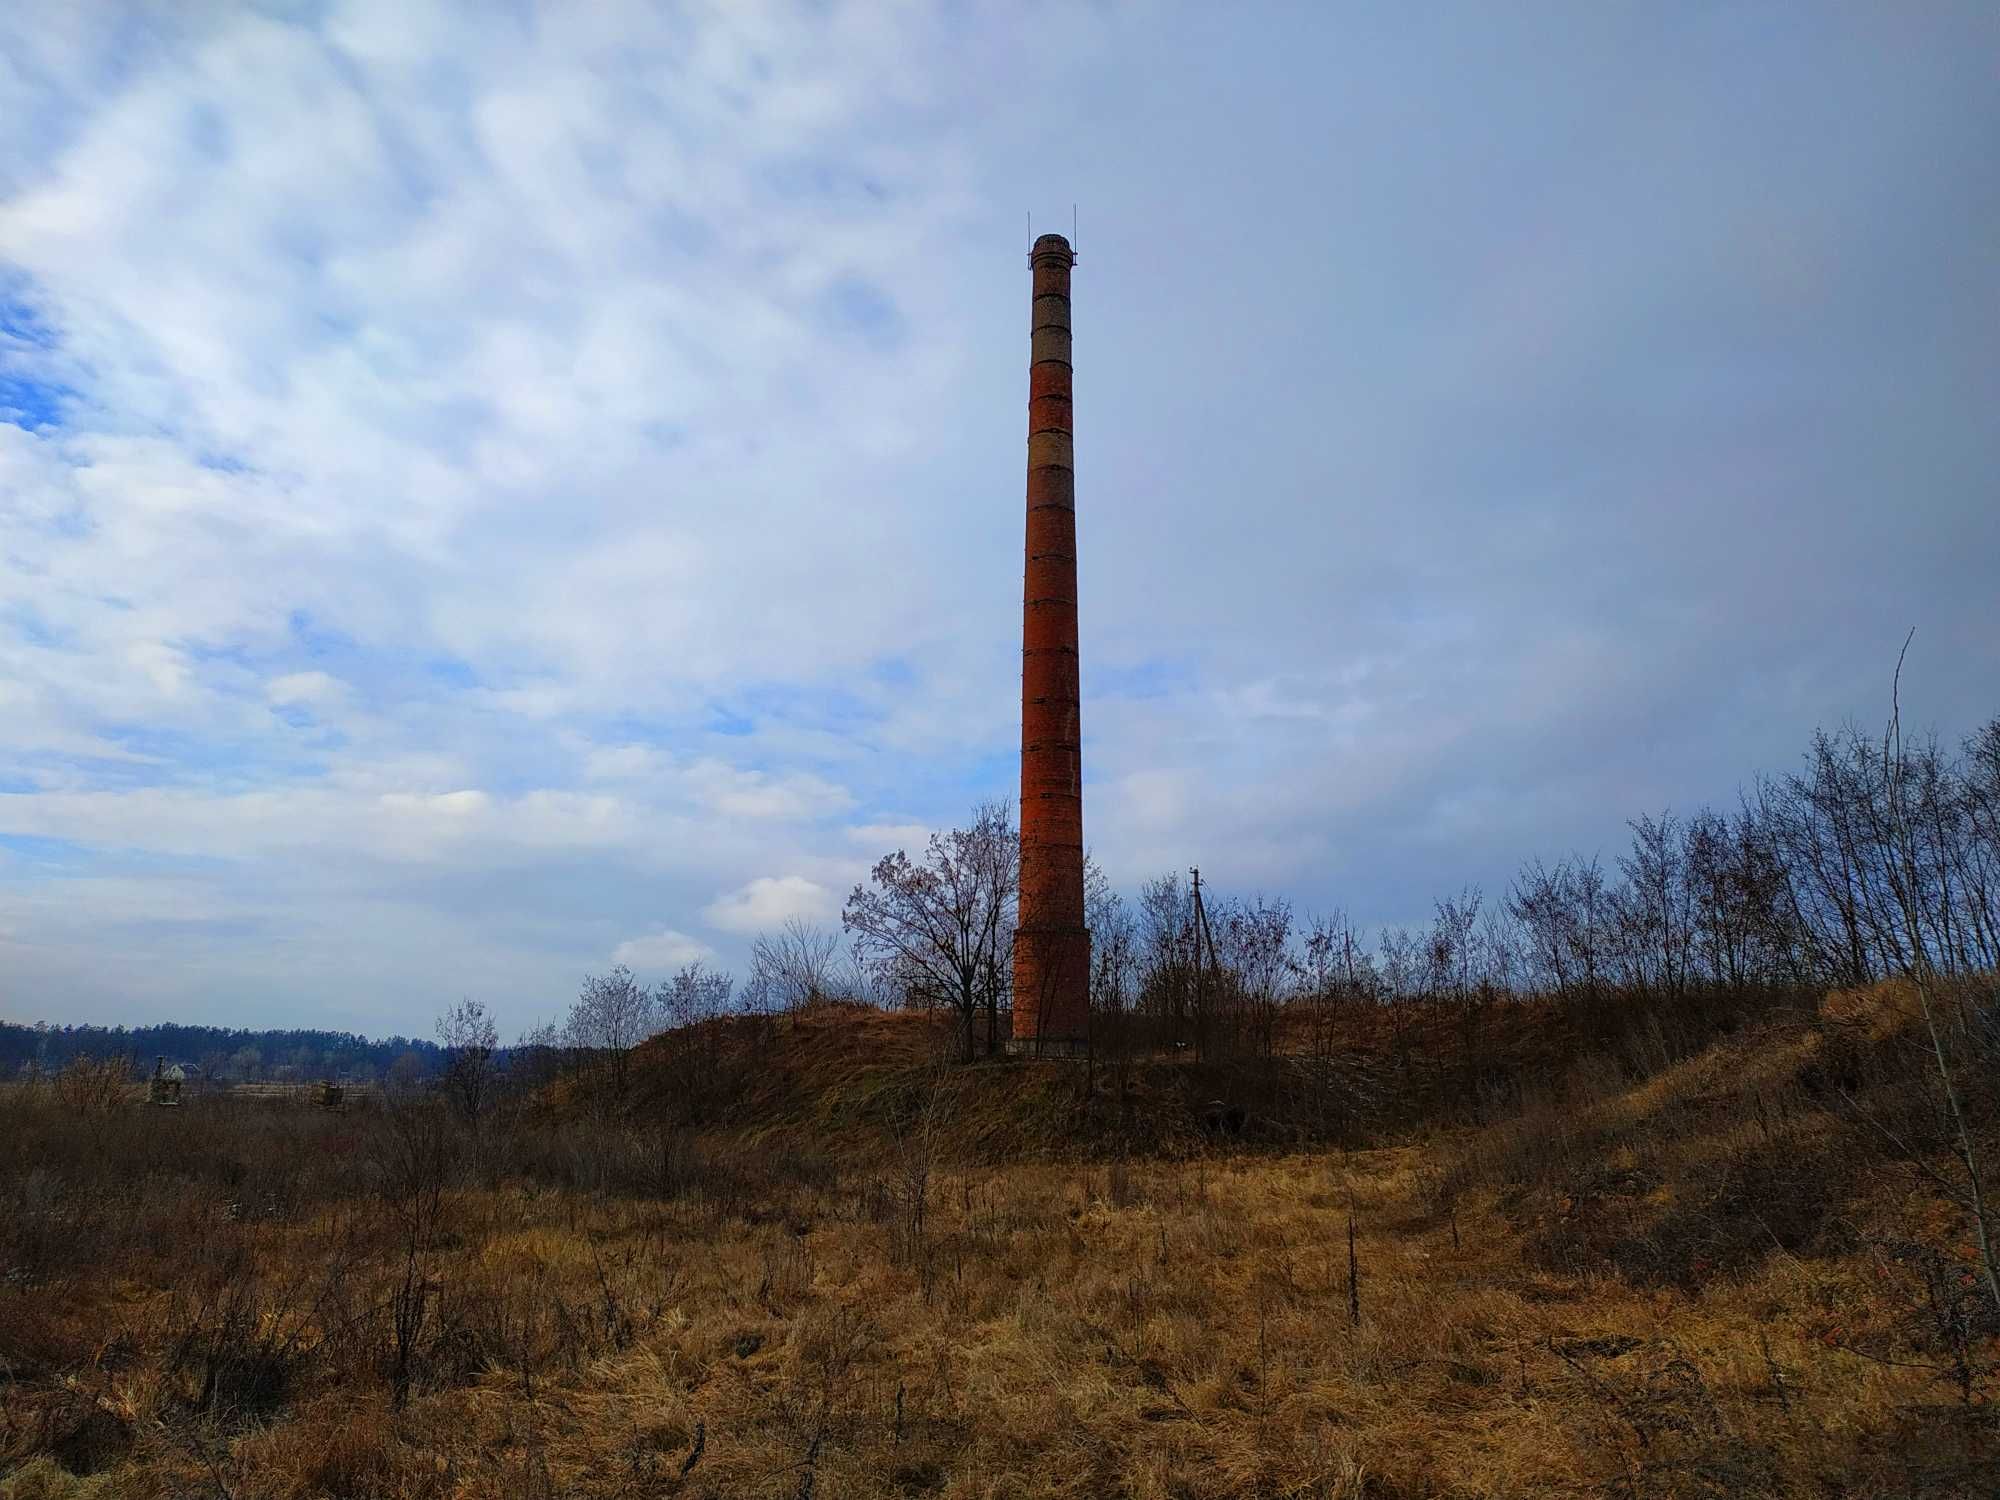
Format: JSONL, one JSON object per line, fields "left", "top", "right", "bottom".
{"left": 48, "top": 1058, "right": 130, "bottom": 1117}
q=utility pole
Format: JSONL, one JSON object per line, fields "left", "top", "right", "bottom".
{"left": 1189, "top": 867, "right": 1225, "bottom": 1059}
{"left": 1190, "top": 867, "right": 1204, "bottom": 1059}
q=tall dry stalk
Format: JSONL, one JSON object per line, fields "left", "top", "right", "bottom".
{"left": 1346, "top": 1213, "right": 1360, "bottom": 1327}
{"left": 890, "top": 1031, "right": 959, "bottom": 1265}
{"left": 1883, "top": 631, "right": 2000, "bottom": 1318}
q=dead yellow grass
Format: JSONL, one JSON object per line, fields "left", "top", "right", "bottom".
{"left": 5, "top": 990, "right": 1998, "bottom": 1497}
{"left": 7, "top": 1160, "right": 1987, "bottom": 1497}
{"left": 338, "top": 1160, "right": 1981, "bottom": 1495}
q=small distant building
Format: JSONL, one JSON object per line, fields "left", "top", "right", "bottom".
{"left": 148, "top": 1057, "right": 185, "bottom": 1106}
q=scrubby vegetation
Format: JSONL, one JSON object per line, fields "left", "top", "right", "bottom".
{"left": 4, "top": 972, "right": 1999, "bottom": 1499}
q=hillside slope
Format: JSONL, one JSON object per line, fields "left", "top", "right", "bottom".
{"left": 6, "top": 983, "right": 1997, "bottom": 1498}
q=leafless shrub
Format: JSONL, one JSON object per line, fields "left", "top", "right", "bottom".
{"left": 371, "top": 1093, "right": 454, "bottom": 1410}
{"left": 751, "top": 918, "right": 846, "bottom": 1012}
{"left": 435, "top": 997, "right": 498, "bottom": 1129}
{"left": 886, "top": 1043, "right": 959, "bottom": 1266}
{"left": 50, "top": 1056, "right": 130, "bottom": 1116}
{"left": 562, "top": 964, "right": 661, "bottom": 1114}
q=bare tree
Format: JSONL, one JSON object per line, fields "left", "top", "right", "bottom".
{"left": 1295, "top": 909, "right": 1369, "bottom": 1047}
{"left": 1613, "top": 813, "right": 1695, "bottom": 1002}
{"left": 509, "top": 1017, "right": 565, "bottom": 1096}
{"left": 1135, "top": 873, "right": 1198, "bottom": 1051}
{"left": 844, "top": 802, "right": 1017, "bottom": 1062}
{"left": 1507, "top": 855, "right": 1613, "bottom": 1012}
{"left": 1086, "top": 872, "right": 1140, "bottom": 1099}
{"left": 564, "top": 964, "right": 660, "bottom": 1113}
{"left": 435, "top": 997, "right": 498, "bottom": 1129}
{"left": 1424, "top": 887, "right": 1484, "bottom": 1005}
{"left": 658, "top": 960, "right": 733, "bottom": 1029}
{"left": 373, "top": 1089, "right": 453, "bottom": 1411}
{"left": 1962, "top": 719, "right": 2000, "bottom": 972}
{"left": 1214, "top": 894, "right": 1292, "bottom": 1057}
{"left": 653, "top": 961, "right": 736, "bottom": 1122}
{"left": 749, "top": 918, "right": 844, "bottom": 1011}
{"left": 1288, "top": 908, "right": 1375, "bottom": 1134}
{"left": 1673, "top": 803, "right": 1800, "bottom": 993}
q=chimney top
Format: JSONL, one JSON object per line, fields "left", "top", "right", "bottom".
{"left": 1029, "top": 233, "right": 1076, "bottom": 265}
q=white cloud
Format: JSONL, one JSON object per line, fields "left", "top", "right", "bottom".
{"left": 611, "top": 928, "right": 715, "bottom": 974}
{"left": 266, "top": 671, "right": 347, "bottom": 707}
{"left": 701, "top": 876, "right": 837, "bottom": 936}
{"left": 683, "top": 761, "right": 854, "bottom": 821}
{"left": 845, "top": 821, "right": 931, "bottom": 852}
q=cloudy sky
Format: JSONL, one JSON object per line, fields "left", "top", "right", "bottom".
{"left": 3, "top": 2, "right": 1995, "bottom": 1037}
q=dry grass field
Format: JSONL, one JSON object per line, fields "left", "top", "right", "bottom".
{"left": 4, "top": 986, "right": 1998, "bottom": 1498}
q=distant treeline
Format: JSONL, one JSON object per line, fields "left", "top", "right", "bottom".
{"left": 0, "top": 1021, "right": 445, "bottom": 1083}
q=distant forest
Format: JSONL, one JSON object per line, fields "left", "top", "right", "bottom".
{"left": 0, "top": 1021, "right": 444, "bottom": 1084}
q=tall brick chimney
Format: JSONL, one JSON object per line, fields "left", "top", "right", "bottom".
{"left": 1013, "top": 233, "right": 1089, "bottom": 1054}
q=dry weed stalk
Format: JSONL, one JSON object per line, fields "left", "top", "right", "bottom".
{"left": 1883, "top": 633, "right": 2000, "bottom": 1318}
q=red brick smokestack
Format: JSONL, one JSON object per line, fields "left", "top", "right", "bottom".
{"left": 1013, "top": 233, "right": 1089, "bottom": 1054}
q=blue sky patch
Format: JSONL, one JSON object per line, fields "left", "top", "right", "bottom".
{"left": 288, "top": 609, "right": 354, "bottom": 659}
{"left": 1092, "top": 658, "right": 1197, "bottom": 701}
{"left": 0, "top": 294, "right": 57, "bottom": 348}
{"left": 3, "top": 604, "right": 70, "bottom": 649}
{"left": 424, "top": 655, "right": 478, "bottom": 689}
{"left": 0, "top": 833, "right": 89, "bottom": 868}
{"left": 0, "top": 374, "right": 68, "bottom": 431}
